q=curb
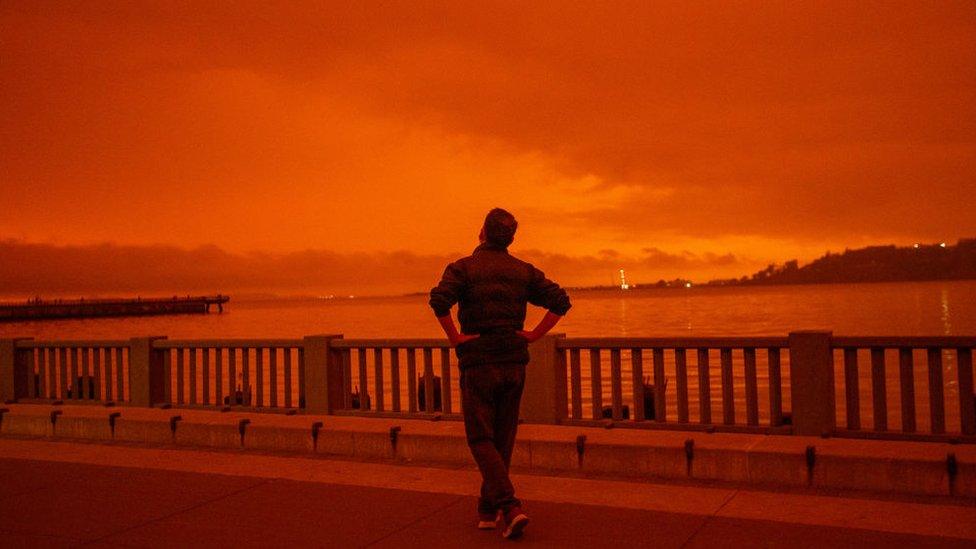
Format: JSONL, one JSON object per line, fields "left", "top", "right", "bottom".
{"left": 1, "top": 404, "right": 973, "bottom": 500}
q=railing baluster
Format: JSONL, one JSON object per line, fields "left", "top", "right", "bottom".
{"left": 116, "top": 347, "right": 125, "bottom": 402}
{"left": 58, "top": 347, "right": 68, "bottom": 400}
{"left": 768, "top": 348, "right": 782, "bottom": 427}
{"left": 927, "top": 348, "right": 945, "bottom": 434}
{"left": 284, "top": 347, "right": 292, "bottom": 408}
{"left": 176, "top": 349, "right": 185, "bottom": 404}
{"left": 871, "top": 348, "right": 887, "bottom": 431}
{"left": 390, "top": 348, "right": 401, "bottom": 412}
{"left": 406, "top": 348, "right": 417, "bottom": 413}
{"left": 72, "top": 347, "right": 88, "bottom": 400}
{"left": 898, "top": 348, "right": 916, "bottom": 433}
{"left": 92, "top": 347, "right": 106, "bottom": 401}
{"left": 441, "top": 347, "right": 452, "bottom": 415}
{"left": 342, "top": 349, "right": 352, "bottom": 410}
{"left": 358, "top": 348, "right": 369, "bottom": 410}
{"left": 255, "top": 348, "right": 265, "bottom": 407}
{"left": 162, "top": 348, "right": 172, "bottom": 404}
{"left": 84, "top": 347, "right": 93, "bottom": 399}
{"left": 216, "top": 348, "right": 224, "bottom": 406}
{"left": 228, "top": 348, "right": 238, "bottom": 405}
{"left": 297, "top": 347, "right": 305, "bottom": 409}
{"left": 843, "top": 348, "right": 860, "bottom": 430}
{"left": 958, "top": 348, "right": 974, "bottom": 436}
{"left": 102, "top": 348, "right": 111, "bottom": 401}
{"left": 651, "top": 348, "right": 666, "bottom": 422}
{"left": 422, "top": 348, "right": 435, "bottom": 412}
{"left": 241, "top": 348, "right": 251, "bottom": 406}
{"left": 570, "top": 349, "right": 582, "bottom": 419}
{"left": 675, "top": 348, "right": 689, "bottom": 423}
{"left": 631, "top": 348, "right": 646, "bottom": 421}
{"left": 610, "top": 349, "right": 623, "bottom": 420}
{"left": 26, "top": 348, "right": 37, "bottom": 399}
{"left": 697, "top": 348, "right": 711, "bottom": 424}
{"left": 743, "top": 348, "right": 758, "bottom": 426}
{"left": 720, "top": 348, "right": 734, "bottom": 425}
{"left": 269, "top": 347, "right": 278, "bottom": 408}
{"left": 589, "top": 349, "right": 602, "bottom": 420}
{"left": 374, "top": 348, "right": 384, "bottom": 412}
{"left": 202, "top": 348, "right": 211, "bottom": 405}
{"left": 189, "top": 348, "right": 198, "bottom": 405}
{"left": 45, "top": 348, "right": 55, "bottom": 399}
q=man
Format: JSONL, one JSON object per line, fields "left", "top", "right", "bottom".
{"left": 429, "top": 208, "right": 571, "bottom": 539}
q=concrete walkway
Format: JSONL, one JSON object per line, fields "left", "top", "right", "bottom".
{"left": 1, "top": 438, "right": 974, "bottom": 548}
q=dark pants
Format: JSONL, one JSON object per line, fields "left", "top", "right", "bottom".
{"left": 460, "top": 361, "right": 526, "bottom": 515}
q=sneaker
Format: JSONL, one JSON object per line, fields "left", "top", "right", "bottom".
{"left": 502, "top": 507, "right": 529, "bottom": 539}
{"left": 477, "top": 510, "right": 500, "bottom": 530}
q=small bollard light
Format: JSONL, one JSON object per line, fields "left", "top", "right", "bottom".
{"left": 805, "top": 445, "right": 817, "bottom": 485}
{"left": 238, "top": 418, "right": 250, "bottom": 446}
{"left": 108, "top": 412, "right": 121, "bottom": 436}
{"left": 947, "top": 452, "right": 958, "bottom": 495}
{"left": 389, "top": 425, "right": 402, "bottom": 458}
{"left": 49, "top": 409, "right": 63, "bottom": 425}
{"left": 576, "top": 434, "right": 587, "bottom": 468}
{"left": 311, "top": 421, "right": 324, "bottom": 449}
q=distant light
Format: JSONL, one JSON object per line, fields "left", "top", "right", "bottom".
{"left": 913, "top": 243, "right": 920, "bottom": 249}
{"left": 685, "top": 282, "right": 692, "bottom": 288}
{"left": 940, "top": 242, "right": 946, "bottom": 248}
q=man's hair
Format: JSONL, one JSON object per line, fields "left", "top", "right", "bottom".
{"left": 483, "top": 208, "right": 518, "bottom": 248}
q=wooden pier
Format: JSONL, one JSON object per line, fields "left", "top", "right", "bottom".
{"left": 0, "top": 295, "right": 229, "bottom": 321}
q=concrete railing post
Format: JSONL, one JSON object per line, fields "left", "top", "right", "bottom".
{"left": 0, "top": 338, "right": 31, "bottom": 402}
{"left": 788, "top": 331, "right": 836, "bottom": 436}
{"left": 303, "top": 334, "right": 344, "bottom": 414}
{"left": 129, "top": 337, "right": 167, "bottom": 407}
{"left": 521, "top": 333, "right": 567, "bottom": 424}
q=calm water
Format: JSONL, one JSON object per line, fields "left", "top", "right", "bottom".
{"left": 3, "top": 280, "right": 974, "bottom": 340}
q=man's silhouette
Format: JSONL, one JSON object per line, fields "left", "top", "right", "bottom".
{"left": 429, "top": 208, "right": 570, "bottom": 539}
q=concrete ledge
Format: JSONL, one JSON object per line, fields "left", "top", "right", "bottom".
{"left": 1, "top": 403, "right": 973, "bottom": 500}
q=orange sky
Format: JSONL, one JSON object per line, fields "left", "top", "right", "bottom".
{"left": 2, "top": 2, "right": 974, "bottom": 295}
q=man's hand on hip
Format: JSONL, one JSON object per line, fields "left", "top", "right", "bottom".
{"left": 451, "top": 333, "right": 480, "bottom": 346}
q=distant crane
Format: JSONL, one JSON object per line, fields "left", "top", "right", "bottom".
{"left": 619, "top": 269, "right": 630, "bottom": 290}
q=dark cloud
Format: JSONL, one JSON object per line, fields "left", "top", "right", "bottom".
{"left": 1, "top": 1, "right": 972, "bottom": 256}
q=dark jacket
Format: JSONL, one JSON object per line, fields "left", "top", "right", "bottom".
{"left": 429, "top": 242, "right": 571, "bottom": 368}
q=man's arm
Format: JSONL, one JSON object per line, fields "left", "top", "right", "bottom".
{"left": 519, "top": 266, "right": 571, "bottom": 342}
{"left": 437, "top": 314, "right": 480, "bottom": 346}
{"left": 430, "top": 261, "right": 479, "bottom": 347}
{"left": 517, "top": 311, "right": 563, "bottom": 343}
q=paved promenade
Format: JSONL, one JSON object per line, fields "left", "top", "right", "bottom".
{"left": 1, "top": 438, "right": 974, "bottom": 548}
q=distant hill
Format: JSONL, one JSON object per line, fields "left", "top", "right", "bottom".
{"left": 708, "top": 238, "right": 976, "bottom": 286}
